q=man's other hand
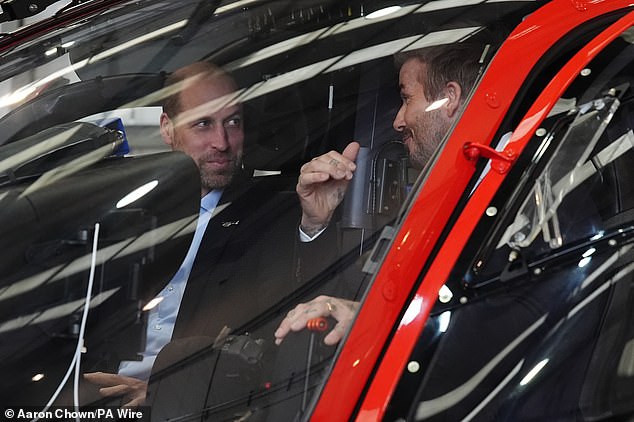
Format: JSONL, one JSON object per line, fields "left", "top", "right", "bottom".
{"left": 83, "top": 372, "right": 147, "bottom": 408}
{"left": 274, "top": 295, "right": 360, "bottom": 346}
{"left": 297, "top": 142, "right": 360, "bottom": 237}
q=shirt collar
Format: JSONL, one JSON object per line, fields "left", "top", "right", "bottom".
{"left": 200, "top": 189, "right": 223, "bottom": 213}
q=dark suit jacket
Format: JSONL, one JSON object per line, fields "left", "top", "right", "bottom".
{"left": 146, "top": 174, "right": 368, "bottom": 421}
{"left": 172, "top": 175, "right": 301, "bottom": 341}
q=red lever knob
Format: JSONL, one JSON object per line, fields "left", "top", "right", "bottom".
{"left": 306, "top": 317, "right": 329, "bottom": 332}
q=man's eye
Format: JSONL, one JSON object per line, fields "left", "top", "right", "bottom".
{"left": 226, "top": 118, "right": 241, "bottom": 128}
{"left": 193, "top": 120, "right": 211, "bottom": 128}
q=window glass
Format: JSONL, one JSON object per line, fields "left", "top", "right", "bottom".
{"left": 390, "top": 25, "right": 634, "bottom": 422}
{"left": 0, "top": 1, "right": 545, "bottom": 419}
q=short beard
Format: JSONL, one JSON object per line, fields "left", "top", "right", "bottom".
{"left": 198, "top": 155, "right": 243, "bottom": 191}
{"left": 408, "top": 111, "right": 450, "bottom": 169}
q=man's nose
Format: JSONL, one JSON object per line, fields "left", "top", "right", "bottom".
{"left": 393, "top": 106, "right": 405, "bottom": 132}
{"left": 209, "top": 125, "right": 229, "bottom": 151}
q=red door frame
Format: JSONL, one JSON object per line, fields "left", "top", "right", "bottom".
{"left": 311, "top": 1, "right": 634, "bottom": 421}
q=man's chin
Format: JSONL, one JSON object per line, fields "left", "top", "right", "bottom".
{"left": 408, "top": 148, "right": 430, "bottom": 170}
{"left": 201, "top": 173, "right": 234, "bottom": 191}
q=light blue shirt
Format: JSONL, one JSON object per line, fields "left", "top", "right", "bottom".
{"left": 118, "top": 190, "right": 222, "bottom": 380}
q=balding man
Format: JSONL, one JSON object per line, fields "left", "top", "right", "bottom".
{"left": 85, "top": 62, "right": 300, "bottom": 407}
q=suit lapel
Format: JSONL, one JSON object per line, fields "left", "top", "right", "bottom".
{"left": 174, "top": 179, "right": 268, "bottom": 337}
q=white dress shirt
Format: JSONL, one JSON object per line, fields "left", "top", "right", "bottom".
{"left": 118, "top": 189, "right": 222, "bottom": 380}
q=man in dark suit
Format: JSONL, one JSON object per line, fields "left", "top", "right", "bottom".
{"left": 83, "top": 61, "right": 304, "bottom": 407}
{"left": 131, "top": 60, "right": 349, "bottom": 419}
{"left": 84, "top": 59, "right": 336, "bottom": 416}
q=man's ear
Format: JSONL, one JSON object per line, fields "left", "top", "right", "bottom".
{"left": 444, "top": 81, "right": 463, "bottom": 119}
{"left": 159, "top": 112, "right": 175, "bottom": 147}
